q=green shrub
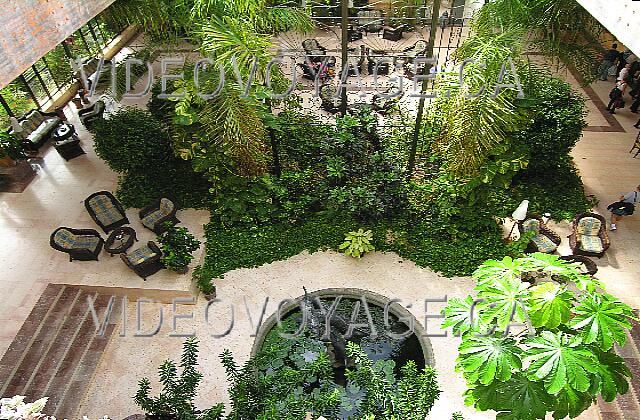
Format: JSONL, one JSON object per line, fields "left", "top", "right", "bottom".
{"left": 92, "top": 107, "right": 210, "bottom": 208}
{"left": 156, "top": 223, "right": 201, "bottom": 272}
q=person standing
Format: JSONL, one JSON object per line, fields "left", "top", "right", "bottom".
{"left": 439, "top": 11, "right": 449, "bottom": 30}
{"left": 599, "top": 43, "right": 621, "bottom": 81}
{"left": 618, "top": 63, "right": 631, "bottom": 82}
{"left": 608, "top": 185, "right": 640, "bottom": 231}
{"left": 607, "top": 80, "right": 627, "bottom": 113}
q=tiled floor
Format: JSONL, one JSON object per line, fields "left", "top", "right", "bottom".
{"left": 0, "top": 29, "right": 639, "bottom": 419}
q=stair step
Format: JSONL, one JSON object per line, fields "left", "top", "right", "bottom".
{"left": 24, "top": 290, "right": 96, "bottom": 400}
{"left": 54, "top": 323, "right": 117, "bottom": 419}
{"left": 0, "top": 285, "right": 120, "bottom": 419}
{"left": 44, "top": 294, "right": 112, "bottom": 416}
{"left": 0, "top": 284, "right": 64, "bottom": 391}
{"left": 3, "top": 286, "right": 82, "bottom": 397}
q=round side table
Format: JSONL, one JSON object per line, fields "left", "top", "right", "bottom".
{"left": 105, "top": 226, "right": 138, "bottom": 257}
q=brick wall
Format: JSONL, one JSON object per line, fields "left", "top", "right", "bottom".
{"left": 0, "top": 0, "right": 116, "bottom": 89}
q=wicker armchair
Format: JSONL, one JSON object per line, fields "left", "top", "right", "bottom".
{"left": 84, "top": 191, "right": 129, "bottom": 233}
{"left": 319, "top": 84, "right": 343, "bottom": 114}
{"left": 403, "top": 40, "right": 428, "bottom": 62}
{"left": 518, "top": 215, "right": 561, "bottom": 254}
{"left": 120, "top": 241, "right": 164, "bottom": 280}
{"left": 139, "top": 197, "right": 180, "bottom": 234}
{"left": 50, "top": 227, "right": 104, "bottom": 262}
{"left": 568, "top": 212, "right": 610, "bottom": 258}
{"left": 78, "top": 100, "right": 105, "bottom": 130}
{"left": 302, "top": 39, "right": 327, "bottom": 63}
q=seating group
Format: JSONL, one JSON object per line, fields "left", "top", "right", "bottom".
{"left": 50, "top": 191, "right": 181, "bottom": 280}
{"left": 517, "top": 211, "right": 611, "bottom": 279}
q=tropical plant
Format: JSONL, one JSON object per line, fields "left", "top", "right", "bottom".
{"left": 134, "top": 337, "right": 224, "bottom": 419}
{"left": 157, "top": 223, "right": 201, "bottom": 272}
{"left": 428, "top": 29, "right": 529, "bottom": 178}
{"left": 345, "top": 342, "right": 441, "bottom": 419}
{"left": 473, "top": 0, "right": 604, "bottom": 84}
{"left": 0, "top": 132, "right": 26, "bottom": 161}
{"left": 441, "top": 253, "right": 635, "bottom": 419}
{"left": 339, "top": 228, "right": 375, "bottom": 258}
{"left": 103, "top": 0, "right": 195, "bottom": 41}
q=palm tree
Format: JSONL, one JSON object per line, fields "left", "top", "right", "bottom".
{"left": 428, "top": 30, "right": 529, "bottom": 177}
{"left": 473, "top": 0, "right": 603, "bottom": 84}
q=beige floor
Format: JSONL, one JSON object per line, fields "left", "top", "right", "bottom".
{"left": 0, "top": 36, "right": 638, "bottom": 419}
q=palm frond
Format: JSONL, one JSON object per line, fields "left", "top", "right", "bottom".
{"left": 199, "top": 86, "right": 268, "bottom": 176}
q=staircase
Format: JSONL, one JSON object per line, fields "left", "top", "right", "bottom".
{"left": 0, "top": 284, "right": 120, "bottom": 419}
{"left": 598, "top": 312, "right": 640, "bottom": 420}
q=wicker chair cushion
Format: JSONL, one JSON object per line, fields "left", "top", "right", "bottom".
{"left": 88, "top": 195, "right": 125, "bottom": 226}
{"left": 576, "top": 217, "right": 602, "bottom": 236}
{"left": 578, "top": 235, "right": 604, "bottom": 254}
{"left": 125, "top": 245, "right": 158, "bottom": 265}
{"left": 531, "top": 234, "right": 558, "bottom": 253}
{"left": 54, "top": 230, "right": 100, "bottom": 252}
{"left": 522, "top": 219, "right": 541, "bottom": 233}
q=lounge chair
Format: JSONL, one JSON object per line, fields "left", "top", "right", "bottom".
{"left": 302, "top": 39, "right": 327, "bottom": 63}
{"left": 319, "top": 84, "right": 343, "bottom": 114}
{"left": 50, "top": 227, "right": 104, "bottom": 262}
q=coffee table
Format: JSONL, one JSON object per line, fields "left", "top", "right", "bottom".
{"left": 52, "top": 123, "right": 85, "bottom": 161}
{"left": 105, "top": 226, "right": 138, "bottom": 257}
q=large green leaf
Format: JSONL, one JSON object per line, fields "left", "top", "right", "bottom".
{"left": 476, "top": 276, "right": 530, "bottom": 331}
{"left": 470, "top": 373, "right": 551, "bottom": 420}
{"left": 568, "top": 293, "right": 633, "bottom": 351}
{"left": 441, "top": 296, "right": 476, "bottom": 336}
{"left": 524, "top": 331, "right": 596, "bottom": 395}
{"left": 457, "top": 334, "right": 522, "bottom": 385}
{"left": 589, "top": 349, "right": 630, "bottom": 402}
{"left": 551, "top": 386, "right": 592, "bottom": 420}
{"left": 528, "top": 282, "right": 572, "bottom": 329}
{"left": 472, "top": 256, "right": 532, "bottom": 287}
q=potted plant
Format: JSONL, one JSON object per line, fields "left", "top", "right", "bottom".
{"left": 156, "top": 223, "right": 201, "bottom": 274}
{"left": 0, "top": 131, "right": 26, "bottom": 167}
{"left": 193, "top": 265, "right": 216, "bottom": 300}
